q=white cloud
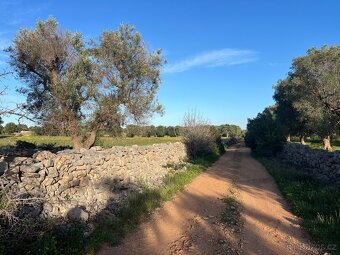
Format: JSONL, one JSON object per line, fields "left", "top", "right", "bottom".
{"left": 164, "top": 48, "right": 258, "bottom": 73}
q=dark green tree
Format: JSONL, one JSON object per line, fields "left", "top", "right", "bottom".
{"left": 4, "top": 122, "right": 18, "bottom": 134}
{"left": 245, "top": 106, "right": 286, "bottom": 155}
{"left": 291, "top": 46, "right": 340, "bottom": 118}
{"left": 166, "top": 126, "right": 177, "bottom": 137}
{"left": 156, "top": 126, "right": 165, "bottom": 137}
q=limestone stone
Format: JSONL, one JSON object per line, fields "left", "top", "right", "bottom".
{"left": 20, "top": 164, "right": 40, "bottom": 173}
{"left": 1, "top": 142, "right": 187, "bottom": 219}
{"left": 67, "top": 207, "right": 89, "bottom": 221}
{"left": 43, "top": 159, "right": 54, "bottom": 168}
{"left": 281, "top": 143, "right": 340, "bottom": 185}
{"left": 33, "top": 150, "right": 55, "bottom": 162}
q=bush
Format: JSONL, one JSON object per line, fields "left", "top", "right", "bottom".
{"left": 181, "top": 111, "right": 225, "bottom": 159}
{"left": 223, "top": 137, "right": 238, "bottom": 147}
{"left": 245, "top": 106, "right": 286, "bottom": 156}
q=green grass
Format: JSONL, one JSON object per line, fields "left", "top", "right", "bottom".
{"left": 221, "top": 195, "right": 241, "bottom": 228}
{"left": 291, "top": 138, "right": 340, "bottom": 151}
{"left": 0, "top": 135, "right": 182, "bottom": 148}
{"left": 1, "top": 153, "right": 219, "bottom": 255}
{"left": 256, "top": 156, "right": 340, "bottom": 254}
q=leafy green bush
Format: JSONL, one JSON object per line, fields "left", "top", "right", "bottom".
{"left": 223, "top": 137, "right": 238, "bottom": 147}
{"left": 245, "top": 106, "right": 286, "bottom": 156}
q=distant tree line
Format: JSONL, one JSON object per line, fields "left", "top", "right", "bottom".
{"left": 245, "top": 46, "right": 340, "bottom": 154}
{"left": 0, "top": 118, "right": 244, "bottom": 139}
{"left": 0, "top": 119, "right": 29, "bottom": 134}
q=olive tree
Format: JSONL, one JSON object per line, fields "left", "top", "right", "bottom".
{"left": 274, "top": 46, "right": 340, "bottom": 150}
{"left": 6, "top": 18, "right": 164, "bottom": 149}
{"left": 274, "top": 78, "right": 314, "bottom": 144}
{"left": 291, "top": 46, "right": 340, "bottom": 118}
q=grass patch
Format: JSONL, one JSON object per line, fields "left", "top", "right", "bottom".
{"left": 256, "top": 156, "right": 340, "bottom": 254}
{"left": 221, "top": 196, "right": 241, "bottom": 228}
{"left": 1, "top": 153, "right": 219, "bottom": 255}
{"left": 220, "top": 186, "right": 242, "bottom": 231}
{"left": 291, "top": 138, "right": 340, "bottom": 151}
{"left": 0, "top": 136, "right": 182, "bottom": 149}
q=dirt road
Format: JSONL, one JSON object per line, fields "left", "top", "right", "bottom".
{"left": 98, "top": 144, "right": 319, "bottom": 255}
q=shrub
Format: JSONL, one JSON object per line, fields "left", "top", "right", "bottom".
{"left": 181, "top": 110, "right": 224, "bottom": 159}
{"left": 223, "top": 137, "right": 238, "bottom": 147}
{"left": 245, "top": 106, "right": 286, "bottom": 156}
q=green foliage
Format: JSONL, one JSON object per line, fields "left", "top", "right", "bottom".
{"left": 7, "top": 18, "right": 165, "bottom": 149}
{"left": 221, "top": 196, "right": 241, "bottom": 228}
{"left": 292, "top": 46, "right": 340, "bottom": 118}
{"left": 273, "top": 46, "right": 340, "bottom": 147}
{"left": 165, "top": 126, "right": 177, "bottom": 137}
{"left": 245, "top": 106, "right": 286, "bottom": 156}
{"left": 219, "top": 124, "right": 243, "bottom": 138}
{"left": 3, "top": 122, "right": 18, "bottom": 134}
{"left": 257, "top": 157, "right": 340, "bottom": 252}
{"left": 223, "top": 136, "right": 238, "bottom": 147}
{"left": 125, "top": 125, "right": 141, "bottom": 137}
{"left": 29, "top": 126, "right": 43, "bottom": 135}
{"left": 155, "top": 126, "right": 165, "bottom": 137}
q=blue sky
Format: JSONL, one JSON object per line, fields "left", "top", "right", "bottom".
{"left": 1, "top": 0, "right": 340, "bottom": 129}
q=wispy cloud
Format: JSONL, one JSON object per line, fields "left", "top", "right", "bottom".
{"left": 164, "top": 48, "right": 258, "bottom": 73}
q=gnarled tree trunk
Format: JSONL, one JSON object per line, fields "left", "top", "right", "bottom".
{"left": 72, "top": 130, "right": 98, "bottom": 150}
{"left": 299, "top": 135, "right": 306, "bottom": 145}
{"left": 322, "top": 136, "right": 332, "bottom": 151}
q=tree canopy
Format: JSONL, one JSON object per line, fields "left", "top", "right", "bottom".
{"left": 248, "top": 45, "right": 340, "bottom": 152}
{"left": 6, "top": 18, "right": 165, "bottom": 149}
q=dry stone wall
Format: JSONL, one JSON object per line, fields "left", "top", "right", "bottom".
{"left": 280, "top": 143, "right": 340, "bottom": 185}
{"left": 0, "top": 142, "right": 187, "bottom": 221}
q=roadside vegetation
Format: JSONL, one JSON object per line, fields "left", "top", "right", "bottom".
{"left": 246, "top": 45, "right": 340, "bottom": 254}
{"left": 246, "top": 46, "right": 340, "bottom": 154}
{"left": 220, "top": 187, "right": 242, "bottom": 230}
{"left": 257, "top": 157, "right": 340, "bottom": 254}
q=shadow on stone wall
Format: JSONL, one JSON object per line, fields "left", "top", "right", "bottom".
{"left": 0, "top": 142, "right": 187, "bottom": 254}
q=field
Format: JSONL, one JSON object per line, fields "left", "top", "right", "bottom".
{"left": 292, "top": 138, "right": 340, "bottom": 150}
{"left": 0, "top": 135, "right": 182, "bottom": 149}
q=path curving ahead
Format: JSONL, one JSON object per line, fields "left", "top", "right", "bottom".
{"left": 98, "top": 144, "right": 319, "bottom": 255}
